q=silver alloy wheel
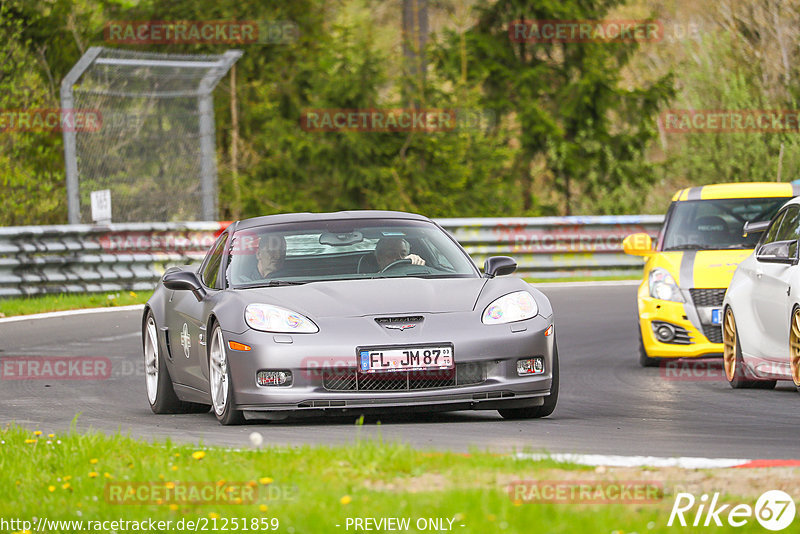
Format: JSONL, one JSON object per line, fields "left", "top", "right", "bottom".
{"left": 144, "top": 316, "right": 159, "bottom": 405}
{"left": 209, "top": 327, "right": 229, "bottom": 416}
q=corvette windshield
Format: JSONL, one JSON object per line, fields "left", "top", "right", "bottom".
{"left": 226, "top": 219, "right": 478, "bottom": 287}
{"left": 660, "top": 197, "right": 789, "bottom": 251}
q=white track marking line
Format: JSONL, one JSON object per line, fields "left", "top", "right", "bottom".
{"left": 0, "top": 304, "right": 145, "bottom": 323}
{"left": 515, "top": 452, "right": 751, "bottom": 469}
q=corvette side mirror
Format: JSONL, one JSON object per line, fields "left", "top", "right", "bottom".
{"left": 484, "top": 256, "right": 517, "bottom": 277}
{"left": 163, "top": 270, "right": 207, "bottom": 301}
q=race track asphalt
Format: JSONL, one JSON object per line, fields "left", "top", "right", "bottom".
{"left": 2, "top": 283, "right": 798, "bottom": 458}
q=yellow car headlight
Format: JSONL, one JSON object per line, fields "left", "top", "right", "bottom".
{"left": 648, "top": 268, "right": 685, "bottom": 303}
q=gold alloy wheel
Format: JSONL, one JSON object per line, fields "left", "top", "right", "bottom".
{"left": 723, "top": 308, "right": 737, "bottom": 382}
{"left": 790, "top": 309, "right": 800, "bottom": 387}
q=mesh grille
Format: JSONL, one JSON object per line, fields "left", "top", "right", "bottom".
{"left": 690, "top": 288, "right": 726, "bottom": 308}
{"left": 702, "top": 324, "right": 723, "bottom": 344}
{"left": 322, "top": 363, "right": 485, "bottom": 392}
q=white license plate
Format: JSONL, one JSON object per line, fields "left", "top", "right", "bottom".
{"left": 359, "top": 345, "right": 453, "bottom": 373}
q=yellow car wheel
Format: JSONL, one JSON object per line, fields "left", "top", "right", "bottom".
{"left": 789, "top": 307, "right": 800, "bottom": 390}
{"left": 722, "top": 308, "right": 776, "bottom": 390}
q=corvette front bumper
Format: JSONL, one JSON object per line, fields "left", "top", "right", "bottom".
{"left": 220, "top": 312, "right": 556, "bottom": 417}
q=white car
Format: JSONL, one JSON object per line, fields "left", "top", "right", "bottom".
{"left": 722, "top": 196, "right": 800, "bottom": 391}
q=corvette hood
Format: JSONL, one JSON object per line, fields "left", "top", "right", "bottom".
{"left": 652, "top": 250, "right": 753, "bottom": 289}
{"left": 241, "top": 278, "right": 489, "bottom": 318}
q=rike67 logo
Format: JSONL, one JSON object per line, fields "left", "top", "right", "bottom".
{"left": 668, "top": 490, "right": 796, "bottom": 531}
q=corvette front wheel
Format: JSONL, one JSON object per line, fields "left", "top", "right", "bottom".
{"left": 209, "top": 324, "right": 245, "bottom": 425}
{"left": 143, "top": 311, "right": 209, "bottom": 414}
{"left": 498, "top": 343, "right": 559, "bottom": 420}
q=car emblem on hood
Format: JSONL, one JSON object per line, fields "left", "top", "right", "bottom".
{"left": 384, "top": 323, "right": 416, "bottom": 331}
{"left": 376, "top": 316, "right": 423, "bottom": 331}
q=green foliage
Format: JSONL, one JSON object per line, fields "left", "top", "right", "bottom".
{"left": 660, "top": 29, "right": 800, "bottom": 187}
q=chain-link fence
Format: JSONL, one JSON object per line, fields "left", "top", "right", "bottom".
{"left": 61, "top": 47, "right": 241, "bottom": 224}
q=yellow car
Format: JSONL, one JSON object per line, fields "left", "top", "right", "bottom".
{"left": 623, "top": 182, "right": 799, "bottom": 367}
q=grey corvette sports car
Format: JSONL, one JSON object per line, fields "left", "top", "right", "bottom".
{"left": 142, "top": 211, "right": 558, "bottom": 425}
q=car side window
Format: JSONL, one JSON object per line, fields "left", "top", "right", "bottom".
{"left": 762, "top": 210, "right": 788, "bottom": 245}
{"left": 201, "top": 233, "right": 228, "bottom": 289}
{"left": 776, "top": 206, "right": 800, "bottom": 242}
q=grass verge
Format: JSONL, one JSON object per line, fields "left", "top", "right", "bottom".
{"left": 0, "top": 291, "right": 152, "bottom": 318}
{"left": 0, "top": 424, "right": 769, "bottom": 533}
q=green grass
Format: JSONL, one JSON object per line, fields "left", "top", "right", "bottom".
{"left": 0, "top": 424, "right": 766, "bottom": 533}
{"left": 0, "top": 291, "right": 152, "bottom": 318}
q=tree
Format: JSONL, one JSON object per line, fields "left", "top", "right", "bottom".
{"left": 433, "top": 0, "right": 673, "bottom": 215}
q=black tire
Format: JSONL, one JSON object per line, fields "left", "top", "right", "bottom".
{"left": 498, "top": 342, "right": 559, "bottom": 419}
{"left": 638, "top": 326, "right": 661, "bottom": 368}
{"left": 143, "top": 310, "right": 210, "bottom": 414}
{"left": 208, "top": 323, "right": 245, "bottom": 426}
{"left": 723, "top": 308, "right": 777, "bottom": 390}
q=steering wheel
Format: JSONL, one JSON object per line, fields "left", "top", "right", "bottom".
{"left": 380, "top": 258, "right": 413, "bottom": 273}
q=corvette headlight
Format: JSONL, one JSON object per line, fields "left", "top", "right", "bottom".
{"left": 245, "top": 304, "right": 319, "bottom": 333}
{"left": 648, "top": 268, "right": 685, "bottom": 303}
{"left": 482, "top": 291, "right": 538, "bottom": 325}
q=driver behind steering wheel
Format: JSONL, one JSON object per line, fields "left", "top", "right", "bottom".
{"left": 375, "top": 237, "right": 426, "bottom": 270}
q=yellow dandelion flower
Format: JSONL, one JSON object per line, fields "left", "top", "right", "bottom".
{"left": 233, "top": 497, "right": 243, "bottom": 504}
{"left": 89, "top": 458, "right": 98, "bottom": 465}
{"left": 171, "top": 465, "right": 178, "bottom": 471}
{"left": 191, "top": 451, "right": 206, "bottom": 460}
{"left": 513, "top": 500, "right": 522, "bottom": 507}
{"left": 24, "top": 439, "right": 36, "bottom": 444}
{"left": 165, "top": 482, "right": 175, "bottom": 490}
{"left": 48, "top": 485, "right": 55, "bottom": 492}
{"left": 129, "top": 291, "right": 137, "bottom": 298}
{"left": 258, "top": 477, "right": 273, "bottom": 485}
{"left": 61, "top": 483, "right": 71, "bottom": 490}
{"left": 104, "top": 473, "right": 113, "bottom": 479}
{"left": 259, "top": 504, "right": 268, "bottom": 513}
{"left": 33, "top": 431, "right": 42, "bottom": 436}
{"left": 169, "top": 504, "right": 179, "bottom": 511}
{"left": 340, "top": 495, "right": 352, "bottom": 505}
{"left": 63, "top": 476, "right": 72, "bottom": 481}
{"left": 216, "top": 479, "right": 226, "bottom": 487}
{"left": 209, "top": 513, "right": 220, "bottom": 519}
{"left": 88, "top": 472, "right": 98, "bottom": 478}
{"left": 47, "top": 434, "right": 54, "bottom": 438}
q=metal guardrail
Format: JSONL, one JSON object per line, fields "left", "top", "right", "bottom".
{"left": 0, "top": 216, "right": 663, "bottom": 297}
